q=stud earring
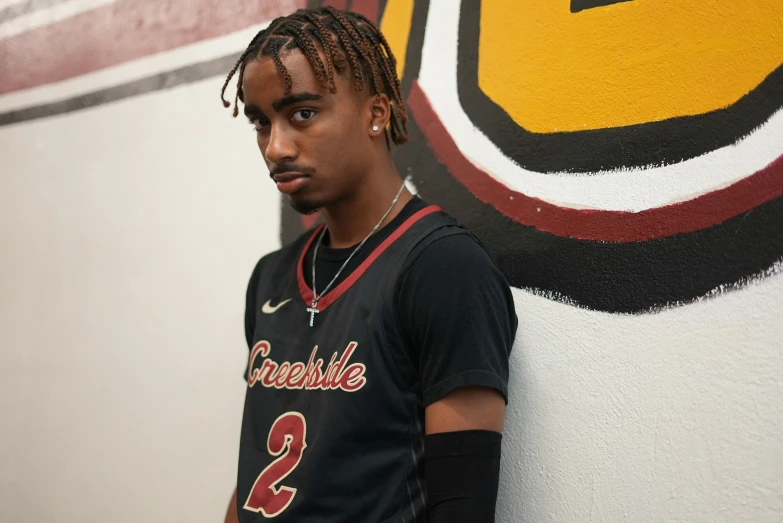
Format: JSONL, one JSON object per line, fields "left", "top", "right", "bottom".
{"left": 372, "top": 125, "right": 379, "bottom": 132}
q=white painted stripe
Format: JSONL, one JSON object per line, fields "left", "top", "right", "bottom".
{"left": 0, "top": 21, "right": 270, "bottom": 112}
{"left": 0, "top": 0, "right": 115, "bottom": 40}
{"left": 419, "top": 0, "right": 783, "bottom": 212}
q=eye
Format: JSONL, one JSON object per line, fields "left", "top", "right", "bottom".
{"left": 249, "top": 118, "right": 269, "bottom": 132}
{"left": 292, "top": 109, "right": 316, "bottom": 123}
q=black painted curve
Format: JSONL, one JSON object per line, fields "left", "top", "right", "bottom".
{"left": 571, "top": 0, "right": 633, "bottom": 13}
{"left": 395, "top": 116, "right": 783, "bottom": 313}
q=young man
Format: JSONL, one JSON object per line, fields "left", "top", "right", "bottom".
{"left": 220, "top": 7, "right": 517, "bottom": 522}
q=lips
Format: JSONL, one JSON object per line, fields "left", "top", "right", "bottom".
{"left": 273, "top": 172, "right": 309, "bottom": 194}
{"left": 273, "top": 172, "right": 306, "bottom": 182}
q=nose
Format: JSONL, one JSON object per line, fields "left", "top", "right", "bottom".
{"left": 263, "top": 124, "right": 297, "bottom": 165}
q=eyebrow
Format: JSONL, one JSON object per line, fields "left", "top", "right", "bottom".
{"left": 272, "top": 92, "right": 322, "bottom": 112}
{"left": 244, "top": 92, "right": 323, "bottom": 119}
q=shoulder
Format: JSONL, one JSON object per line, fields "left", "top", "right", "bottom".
{"left": 396, "top": 207, "right": 517, "bottom": 323}
{"left": 400, "top": 232, "right": 514, "bottom": 323}
{"left": 393, "top": 204, "right": 508, "bottom": 292}
{"left": 401, "top": 222, "right": 500, "bottom": 283}
{"left": 397, "top": 214, "right": 515, "bottom": 314}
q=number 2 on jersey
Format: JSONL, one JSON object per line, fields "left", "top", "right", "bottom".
{"left": 243, "top": 412, "right": 307, "bottom": 517}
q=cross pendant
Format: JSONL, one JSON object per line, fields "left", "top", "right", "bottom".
{"left": 306, "top": 300, "right": 320, "bottom": 327}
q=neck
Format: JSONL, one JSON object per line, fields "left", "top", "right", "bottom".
{"left": 320, "top": 161, "right": 412, "bottom": 249}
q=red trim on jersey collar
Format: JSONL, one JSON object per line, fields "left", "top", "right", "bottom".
{"left": 297, "top": 205, "right": 442, "bottom": 312}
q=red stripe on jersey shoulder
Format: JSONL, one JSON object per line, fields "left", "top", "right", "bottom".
{"left": 297, "top": 205, "right": 442, "bottom": 312}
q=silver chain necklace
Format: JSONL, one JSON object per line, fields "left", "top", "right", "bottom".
{"left": 307, "top": 181, "right": 406, "bottom": 327}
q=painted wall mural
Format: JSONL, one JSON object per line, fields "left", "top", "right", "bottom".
{"left": 282, "top": 0, "right": 783, "bottom": 314}
{"left": 2, "top": 0, "right": 780, "bottom": 313}
{"left": 1, "top": 0, "right": 781, "bottom": 521}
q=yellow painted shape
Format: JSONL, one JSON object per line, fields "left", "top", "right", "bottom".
{"left": 380, "top": 0, "right": 415, "bottom": 79}
{"left": 478, "top": 0, "right": 783, "bottom": 132}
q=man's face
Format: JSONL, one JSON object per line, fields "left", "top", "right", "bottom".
{"left": 241, "top": 49, "right": 373, "bottom": 215}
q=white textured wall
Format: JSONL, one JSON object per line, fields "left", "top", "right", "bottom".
{"left": 0, "top": 78, "right": 279, "bottom": 522}
{"left": 501, "top": 282, "right": 783, "bottom": 522}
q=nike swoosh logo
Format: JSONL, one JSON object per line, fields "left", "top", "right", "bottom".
{"left": 261, "top": 298, "right": 292, "bottom": 314}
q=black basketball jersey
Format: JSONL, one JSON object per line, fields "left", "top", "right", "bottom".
{"left": 237, "top": 205, "right": 475, "bottom": 522}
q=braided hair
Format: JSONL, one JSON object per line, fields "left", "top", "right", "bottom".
{"left": 220, "top": 6, "right": 408, "bottom": 146}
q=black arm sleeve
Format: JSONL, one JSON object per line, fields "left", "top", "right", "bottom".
{"left": 425, "top": 430, "right": 502, "bottom": 523}
{"left": 397, "top": 233, "right": 517, "bottom": 405}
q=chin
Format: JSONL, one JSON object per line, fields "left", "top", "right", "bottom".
{"left": 289, "top": 195, "right": 325, "bottom": 216}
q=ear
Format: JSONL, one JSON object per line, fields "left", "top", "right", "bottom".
{"left": 368, "top": 93, "right": 391, "bottom": 138}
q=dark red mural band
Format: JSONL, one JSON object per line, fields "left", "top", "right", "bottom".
{"left": 409, "top": 81, "right": 783, "bottom": 243}
{"left": 322, "top": 0, "right": 348, "bottom": 9}
{"left": 321, "top": 0, "right": 379, "bottom": 20}
{"left": 0, "top": 0, "right": 307, "bottom": 96}
{"left": 345, "top": 0, "right": 380, "bottom": 22}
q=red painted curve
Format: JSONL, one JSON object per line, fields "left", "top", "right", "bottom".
{"left": 323, "top": 0, "right": 349, "bottom": 8}
{"left": 409, "top": 81, "right": 783, "bottom": 243}
{"left": 0, "top": 0, "right": 307, "bottom": 95}
{"left": 347, "top": 0, "right": 380, "bottom": 22}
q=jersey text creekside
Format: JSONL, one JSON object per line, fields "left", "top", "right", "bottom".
{"left": 246, "top": 340, "right": 367, "bottom": 392}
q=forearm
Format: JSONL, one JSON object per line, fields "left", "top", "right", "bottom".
{"left": 224, "top": 488, "right": 239, "bottom": 523}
